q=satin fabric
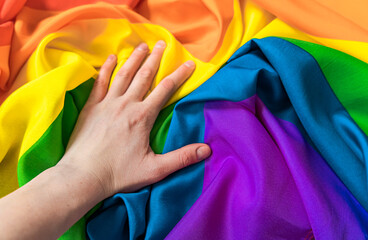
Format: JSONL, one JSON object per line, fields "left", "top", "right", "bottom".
{"left": 0, "top": 0, "right": 368, "bottom": 239}
{"left": 286, "top": 38, "right": 368, "bottom": 135}
{"left": 166, "top": 96, "right": 368, "bottom": 239}
{"left": 0, "top": 11, "right": 245, "bottom": 197}
{"left": 2, "top": 0, "right": 368, "bottom": 99}
{"left": 0, "top": 0, "right": 238, "bottom": 96}
{"left": 86, "top": 38, "right": 368, "bottom": 239}
{"left": 253, "top": 0, "right": 368, "bottom": 42}
{"left": 1, "top": 2, "right": 368, "bottom": 200}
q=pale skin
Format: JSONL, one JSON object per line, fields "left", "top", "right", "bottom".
{"left": 0, "top": 40, "right": 211, "bottom": 239}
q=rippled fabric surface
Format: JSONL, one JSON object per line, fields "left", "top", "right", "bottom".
{"left": 1, "top": 0, "right": 368, "bottom": 239}
{"left": 86, "top": 37, "right": 368, "bottom": 239}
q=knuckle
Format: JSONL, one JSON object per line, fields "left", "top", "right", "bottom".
{"left": 128, "top": 117, "right": 139, "bottom": 128}
{"left": 118, "top": 97, "right": 129, "bottom": 109}
{"left": 179, "top": 151, "right": 193, "bottom": 168}
{"left": 94, "top": 77, "right": 107, "bottom": 87}
{"left": 139, "top": 104, "right": 150, "bottom": 115}
{"left": 117, "top": 69, "right": 131, "bottom": 79}
{"left": 127, "top": 109, "right": 147, "bottom": 128}
{"left": 139, "top": 68, "right": 153, "bottom": 78}
{"left": 161, "top": 78, "right": 176, "bottom": 91}
{"left": 137, "top": 80, "right": 150, "bottom": 91}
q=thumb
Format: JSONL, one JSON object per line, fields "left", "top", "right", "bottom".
{"left": 152, "top": 144, "right": 211, "bottom": 181}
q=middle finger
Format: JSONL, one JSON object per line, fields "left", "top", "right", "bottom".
{"left": 108, "top": 43, "right": 149, "bottom": 98}
{"left": 125, "top": 40, "right": 166, "bottom": 101}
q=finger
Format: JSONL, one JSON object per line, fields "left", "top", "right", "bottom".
{"left": 108, "top": 43, "right": 149, "bottom": 98}
{"left": 87, "top": 55, "right": 116, "bottom": 104}
{"left": 144, "top": 60, "right": 195, "bottom": 114}
{"left": 148, "top": 144, "right": 211, "bottom": 183}
{"left": 125, "top": 40, "right": 166, "bottom": 101}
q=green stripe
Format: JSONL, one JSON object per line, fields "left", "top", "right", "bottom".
{"left": 17, "top": 78, "right": 94, "bottom": 240}
{"left": 18, "top": 78, "right": 94, "bottom": 186}
{"left": 150, "top": 103, "right": 175, "bottom": 154}
{"left": 285, "top": 38, "right": 368, "bottom": 135}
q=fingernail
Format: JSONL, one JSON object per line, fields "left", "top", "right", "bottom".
{"left": 184, "top": 60, "right": 195, "bottom": 68}
{"left": 196, "top": 146, "right": 211, "bottom": 161}
{"left": 155, "top": 40, "right": 166, "bottom": 48}
{"left": 107, "top": 54, "right": 115, "bottom": 61}
{"left": 137, "top": 43, "right": 148, "bottom": 51}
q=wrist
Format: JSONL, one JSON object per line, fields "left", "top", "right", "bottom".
{"left": 52, "top": 160, "right": 108, "bottom": 203}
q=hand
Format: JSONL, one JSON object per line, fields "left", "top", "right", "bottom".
{"left": 58, "top": 41, "right": 211, "bottom": 198}
{"left": 0, "top": 41, "right": 211, "bottom": 239}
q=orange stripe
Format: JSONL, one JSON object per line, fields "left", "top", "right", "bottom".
{"left": 134, "top": 0, "right": 234, "bottom": 61}
{"left": 0, "top": 21, "right": 12, "bottom": 88}
{"left": 0, "top": 0, "right": 236, "bottom": 98}
{"left": 253, "top": 0, "right": 368, "bottom": 42}
{"left": 0, "top": 21, "right": 12, "bottom": 45}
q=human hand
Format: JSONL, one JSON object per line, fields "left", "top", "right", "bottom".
{"left": 58, "top": 41, "right": 211, "bottom": 198}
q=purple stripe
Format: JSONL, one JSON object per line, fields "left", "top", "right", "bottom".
{"left": 165, "top": 95, "right": 368, "bottom": 239}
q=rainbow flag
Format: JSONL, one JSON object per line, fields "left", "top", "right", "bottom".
{"left": 1, "top": 0, "right": 368, "bottom": 239}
